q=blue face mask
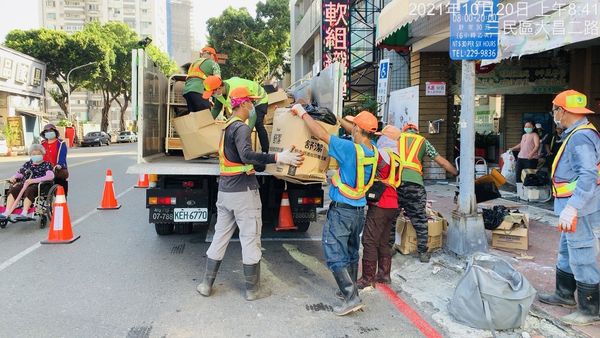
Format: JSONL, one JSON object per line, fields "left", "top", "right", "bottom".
{"left": 249, "top": 106, "right": 256, "bottom": 120}
{"left": 44, "top": 131, "right": 56, "bottom": 140}
{"left": 524, "top": 127, "right": 533, "bottom": 134}
{"left": 31, "top": 155, "right": 44, "bottom": 163}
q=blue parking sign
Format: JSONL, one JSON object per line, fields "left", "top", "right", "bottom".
{"left": 449, "top": 0, "right": 499, "bottom": 60}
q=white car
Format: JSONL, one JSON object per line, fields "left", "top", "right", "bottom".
{"left": 117, "top": 131, "right": 137, "bottom": 143}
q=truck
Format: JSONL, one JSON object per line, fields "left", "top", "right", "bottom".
{"left": 126, "top": 49, "right": 345, "bottom": 236}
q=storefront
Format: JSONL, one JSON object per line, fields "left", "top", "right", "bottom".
{"left": 0, "top": 46, "right": 46, "bottom": 155}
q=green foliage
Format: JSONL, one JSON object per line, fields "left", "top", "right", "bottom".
{"left": 2, "top": 124, "right": 17, "bottom": 148}
{"left": 56, "top": 119, "right": 72, "bottom": 127}
{"left": 207, "top": 0, "right": 290, "bottom": 81}
{"left": 343, "top": 95, "right": 379, "bottom": 118}
{"left": 146, "top": 44, "right": 178, "bottom": 76}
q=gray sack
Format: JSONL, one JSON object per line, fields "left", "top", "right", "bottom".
{"left": 449, "top": 253, "right": 537, "bottom": 332}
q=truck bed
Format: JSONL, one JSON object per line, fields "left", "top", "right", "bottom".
{"left": 126, "top": 154, "right": 270, "bottom": 176}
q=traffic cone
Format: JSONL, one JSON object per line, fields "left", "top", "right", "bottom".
{"left": 275, "top": 191, "right": 297, "bottom": 231}
{"left": 41, "top": 186, "right": 80, "bottom": 244}
{"left": 98, "top": 169, "right": 121, "bottom": 210}
{"left": 135, "top": 174, "right": 149, "bottom": 188}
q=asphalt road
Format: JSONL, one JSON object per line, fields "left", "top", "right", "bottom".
{"left": 0, "top": 143, "right": 437, "bottom": 338}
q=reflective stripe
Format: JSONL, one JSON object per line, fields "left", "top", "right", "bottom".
{"left": 398, "top": 133, "right": 425, "bottom": 181}
{"left": 331, "top": 144, "right": 379, "bottom": 199}
{"left": 551, "top": 123, "right": 600, "bottom": 198}
{"left": 186, "top": 58, "right": 208, "bottom": 80}
{"left": 281, "top": 199, "right": 290, "bottom": 206}
{"left": 54, "top": 194, "right": 66, "bottom": 204}
{"left": 218, "top": 117, "right": 255, "bottom": 176}
{"left": 385, "top": 148, "right": 402, "bottom": 188}
{"left": 106, "top": 176, "right": 114, "bottom": 182}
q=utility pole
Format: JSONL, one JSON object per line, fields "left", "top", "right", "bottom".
{"left": 234, "top": 39, "right": 271, "bottom": 84}
{"left": 66, "top": 61, "right": 97, "bottom": 120}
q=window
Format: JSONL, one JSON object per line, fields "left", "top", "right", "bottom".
{"left": 141, "top": 21, "right": 151, "bottom": 29}
{"left": 47, "top": 13, "right": 56, "bottom": 20}
{"left": 46, "top": 0, "right": 56, "bottom": 7}
{"left": 141, "top": 9, "right": 148, "bottom": 14}
{"left": 88, "top": 4, "right": 99, "bottom": 11}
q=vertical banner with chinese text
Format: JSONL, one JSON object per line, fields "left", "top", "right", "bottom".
{"left": 322, "top": 0, "right": 350, "bottom": 97}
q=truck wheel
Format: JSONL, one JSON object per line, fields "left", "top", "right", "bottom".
{"left": 174, "top": 223, "right": 193, "bottom": 234}
{"left": 155, "top": 223, "right": 174, "bottom": 235}
{"left": 295, "top": 220, "right": 310, "bottom": 233}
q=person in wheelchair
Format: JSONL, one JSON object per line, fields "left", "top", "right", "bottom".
{"left": 0, "top": 144, "right": 55, "bottom": 222}
{"left": 40, "top": 124, "right": 68, "bottom": 194}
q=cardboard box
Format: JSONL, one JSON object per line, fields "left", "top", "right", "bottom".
{"left": 172, "top": 110, "right": 224, "bottom": 160}
{"left": 265, "top": 108, "right": 338, "bottom": 184}
{"left": 268, "top": 90, "right": 288, "bottom": 105}
{"left": 492, "top": 213, "right": 529, "bottom": 251}
{"left": 394, "top": 214, "right": 445, "bottom": 255}
{"left": 522, "top": 185, "right": 551, "bottom": 202}
{"left": 265, "top": 98, "right": 294, "bottom": 125}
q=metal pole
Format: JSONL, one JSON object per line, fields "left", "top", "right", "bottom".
{"left": 66, "top": 61, "right": 97, "bottom": 120}
{"left": 234, "top": 39, "right": 270, "bottom": 83}
{"left": 458, "top": 60, "right": 477, "bottom": 214}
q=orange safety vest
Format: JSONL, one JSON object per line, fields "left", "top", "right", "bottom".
{"left": 331, "top": 144, "right": 379, "bottom": 199}
{"left": 186, "top": 58, "right": 209, "bottom": 80}
{"left": 398, "top": 133, "right": 425, "bottom": 177}
{"left": 551, "top": 123, "right": 600, "bottom": 198}
{"left": 383, "top": 148, "right": 402, "bottom": 188}
{"left": 218, "top": 117, "right": 255, "bottom": 176}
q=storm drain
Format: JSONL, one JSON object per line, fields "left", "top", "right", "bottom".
{"left": 305, "top": 303, "right": 333, "bottom": 312}
{"left": 171, "top": 243, "right": 185, "bottom": 254}
{"left": 126, "top": 325, "right": 152, "bottom": 338}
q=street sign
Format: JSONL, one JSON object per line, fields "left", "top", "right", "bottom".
{"left": 449, "top": 0, "right": 499, "bottom": 61}
{"left": 377, "top": 58, "right": 390, "bottom": 104}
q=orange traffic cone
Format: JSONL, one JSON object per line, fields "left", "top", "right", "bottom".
{"left": 135, "top": 174, "right": 149, "bottom": 188}
{"left": 41, "top": 186, "right": 80, "bottom": 244}
{"left": 275, "top": 191, "right": 297, "bottom": 231}
{"left": 98, "top": 169, "right": 121, "bottom": 210}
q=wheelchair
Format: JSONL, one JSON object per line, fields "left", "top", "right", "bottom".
{"left": 0, "top": 179, "right": 59, "bottom": 229}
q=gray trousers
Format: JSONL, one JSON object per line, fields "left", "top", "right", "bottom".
{"left": 206, "top": 189, "right": 263, "bottom": 265}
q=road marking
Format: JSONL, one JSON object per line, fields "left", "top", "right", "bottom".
{"left": 68, "top": 159, "right": 101, "bottom": 168}
{"left": 377, "top": 283, "right": 443, "bottom": 338}
{"left": 0, "top": 187, "right": 134, "bottom": 273}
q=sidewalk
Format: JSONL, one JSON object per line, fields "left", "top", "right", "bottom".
{"left": 386, "top": 182, "right": 599, "bottom": 337}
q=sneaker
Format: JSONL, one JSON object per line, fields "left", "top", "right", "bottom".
{"left": 419, "top": 252, "right": 431, "bottom": 263}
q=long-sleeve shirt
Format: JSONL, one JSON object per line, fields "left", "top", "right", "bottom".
{"left": 42, "top": 139, "right": 68, "bottom": 168}
{"left": 553, "top": 117, "right": 600, "bottom": 217}
{"left": 15, "top": 160, "right": 55, "bottom": 183}
{"left": 219, "top": 120, "right": 276, "bottom": 192}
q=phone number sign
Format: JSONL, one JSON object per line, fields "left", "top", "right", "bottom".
{"left": 450, "top": 0, "right": 499, "bottom": 60}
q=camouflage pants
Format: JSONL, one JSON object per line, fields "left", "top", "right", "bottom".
{"left": 397, "top": 182, "right": 428, "bottom": 253}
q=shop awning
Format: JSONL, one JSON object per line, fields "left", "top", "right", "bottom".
{"left": 376, "top": 0, "right": 447, "bottom": 47}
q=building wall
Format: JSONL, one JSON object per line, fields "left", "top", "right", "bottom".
{"left": 166, "top": 0, "right": 194, "bottom": 67}
{"left": 290, "top": 0, "right": 321, "bottom": 83}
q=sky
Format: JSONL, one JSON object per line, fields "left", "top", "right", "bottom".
{"left": 0, "top": 0, "right": 40, "bottom": 43}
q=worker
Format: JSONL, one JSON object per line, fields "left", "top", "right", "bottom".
{"left": 396, "top": 123, "right": 457, "bottom": 263}
{"left": 182, "top": 46, "right": 221, "bottom": 113}
{"left": 203, "top": 75, "right": 269, "bottom": 151}
{"left": 197, "top": 87, "right": 303, "bottom": 301}
{"left": 537, "top": 90, "right": 600, "bottom": 326}
{"left": 291, "top": 105, "right": 378, "bottom": 316}
{"left": 356, "top": 125, "right": 402, "bottom": 289}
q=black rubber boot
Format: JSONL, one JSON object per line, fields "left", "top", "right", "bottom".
{"left": 562, "top": 282, "right": 600, "bottom": 326}
{"left": 336, "top": 262, "right": 359, "bottom": 299}
{"left": 197, "top": 258, "right": 221, "bottom": 297}
{"left": 332, "top": 267, "right": 363, "bottom": 316}
{"left": 538, "top": 268, "right": 577, "bottom": 308}
{"left": 243, "top": 262, "right": 271, "bottom": 301}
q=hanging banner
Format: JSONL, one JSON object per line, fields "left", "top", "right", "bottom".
{"left": 322, "top": 0, "right": 350, "bottom": 97}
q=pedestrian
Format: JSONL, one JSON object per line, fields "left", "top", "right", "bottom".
{"left": 203, "top": 75, "right": 270, "bottom": 153}
{"left": 197, "top": 87, "right": 303, "bottom": 301}
{"left": 396, "top": 123, "right": 457, "bottom": 263}
{"left": 292, "top": 105, "right": 378, "bottom": 316}
{"left": 40, "top": 124, "right": 69, "bottom": 194}
{"left": 508, "top": 121, "right": 540, "bottom": 183}
{"left": 356, "top": 125, "right": 402, "bottom": 289}
{"left": 537, "top": 123, "right": 551, "bottom": 168}
{"left": 0, "top": 144, "right": 55, "bottom": 221}
{"left": 537, "top": 90, "right": 600, "bottom": 326}
{"left": 182, "top": 46, "right": 221, "bottom": 113}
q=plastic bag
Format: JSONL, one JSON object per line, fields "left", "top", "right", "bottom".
{"left": 500, "top": 152, "right": 516, "bottom": 185}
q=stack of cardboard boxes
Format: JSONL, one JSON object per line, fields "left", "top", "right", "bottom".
{"left": 394, "top": 208, "right": 448, "bottom": 254}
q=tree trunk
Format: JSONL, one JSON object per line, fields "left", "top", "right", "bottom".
{"left": 115, "top": 96, "right": 129, "bottom": 131}
{"left": 101, "top": 89, "right": 111, "bottom": 132}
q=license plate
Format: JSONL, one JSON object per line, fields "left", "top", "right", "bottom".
{"left": 174, "top": 208, "right": 208, "bottom": 223}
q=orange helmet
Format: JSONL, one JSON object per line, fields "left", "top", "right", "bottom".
{"left": 201, "top": 46, "right": 218, "bottom": 61}
{"left": 344, "top": 111, "right": 378, "bottom": 133}
{"left": 402, "top": 123, "right": 419, "bottom": 132}
{"left": 552, "top": 90, "right": 594, "bottom": 115}
{"left": 230, "top": 86, "right": 261, "bottom": 108}
{"left": 202, "top": 76, "right": 223, "bottom": 99}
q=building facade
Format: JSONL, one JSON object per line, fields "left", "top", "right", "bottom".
{"left": 41, "top": 0, "right": 168, "bottom": 130}
{"left": 0, "top": 46, "right": 46, "bottom": 154}
{"left": 167, "top": 0, "right": 193, "bottom": 67}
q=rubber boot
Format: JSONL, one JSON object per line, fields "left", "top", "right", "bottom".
{"left": 196, "top": 258, "right": 221, "bottom": 297}
{"left": 243, "top": 262, "right": 271, "bottom": 301}
{"left": 419, "top": 251, "right": 431, "bottom": 263}
{"left": 332, "top": 267, "right": 363, "bottom": 316}
{"left": 538, "top": 268, "right": 577, "bottom": 308}
{"left": 357, "top": 259, "right": 377, "bottom": 289}
{"left": 336, "top": 262, "right": 359, "bottom": 299}
{"left": 375, "top": 255, "right": 392, "bottom": 284}
{"left": 561, "top": 282, "right": 600, "bottom": 326}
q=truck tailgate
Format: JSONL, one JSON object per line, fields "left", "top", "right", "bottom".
{"left": 126, "top": 154, "right": 269, "bottom": 176}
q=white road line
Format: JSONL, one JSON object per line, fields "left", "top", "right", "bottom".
{"left": 68, "top": 159, "right": 101, "bottom": 168}
{"left": 0, "top": 187, "right": 134, "bottom": 273}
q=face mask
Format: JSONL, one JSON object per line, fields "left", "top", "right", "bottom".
{"left": 524, "top": 128, "right": 533, "bottom": 134}
{"left": 553, "top": 111, "right": 563, "bottom": 128}
{"left": 45, "top": 131, "right": 56, "bottom": 140}
{"left": 249, "top": 106, "right": 256, "bottom": 120}
{"left": 31, "top": 155, "right": 44, "bottom": 163}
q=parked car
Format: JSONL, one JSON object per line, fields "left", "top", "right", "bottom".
{"left": 117, "top": 131, "right": 137, "bottom": 143}
{"left": 81, "top": 131, "right": 111, "bottom": 147}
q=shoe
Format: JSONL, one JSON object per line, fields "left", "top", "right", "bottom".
{"left": 419, "top": 251, "right": 431, "bottom": 263}
{"left": 0, "top": 214, "right": 7, "bottom": 221}
{"left": 356, "top": 259, "right": 377, "bottom": 290}
{"left": 561, "top": 282, "right": 600, "bottom": 326}
{"left": 375, "top": 256, "right": 392, "bottom": 284}
{"left": 243, "top": 261, "right": 271, "bottom": 301}
{"left": 196, "top": 258, "right": 221, "bottom": 297}
{"left": 332, "top": 267, "right": 363, "bottom": 316}
{"left": 538, "top": 268, "right": 577, "bottom": 308}
{"left": 14, "top": 214, "right": 34, "bottom": 222}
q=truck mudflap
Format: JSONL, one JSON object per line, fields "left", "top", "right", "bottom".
{"left": 146, "top": 188, "right": 211, "bottom": 225}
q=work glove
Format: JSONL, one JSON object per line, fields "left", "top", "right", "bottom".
{"left": 276, "top": 146, "right": 304, "bottom": 166}
{"left": 290, "top": 104, "right": 308, "bottom": 119}
{"left": 558, "top": 205, "right": 578, "bottom": 232}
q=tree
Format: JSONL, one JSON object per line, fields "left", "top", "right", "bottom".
{"left": 207, "top": 0, "right": 291, "bottom": 81}
{"left": 4, "top": 29, "right": 108, "bottom": 119}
